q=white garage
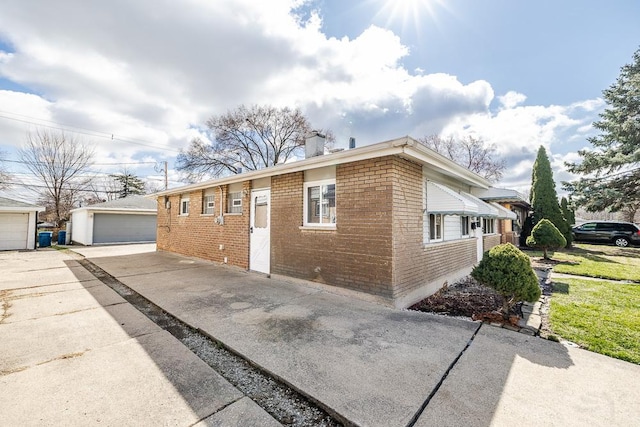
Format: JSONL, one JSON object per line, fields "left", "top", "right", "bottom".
{"left": 0, "top": 197, "right": 45, "bottom": 250}
{"left": 70, "top": 196, "right": 157, "bottom": 246}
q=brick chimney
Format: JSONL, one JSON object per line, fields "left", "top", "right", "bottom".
{"left": 305, "top": 131, "right": 326, "bottom": 159}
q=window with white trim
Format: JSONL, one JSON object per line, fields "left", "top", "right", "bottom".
{"left": 304, "top": 179, "right": 336, "bottom": 226}
{"left": 227, "top": 191, "right": 242, "bottom": 214}
{"left": 179, "top": 196, "right": 190, "bottom": 216}
{"left": 203, "top": 194, "right": 215, "bottom": 214}
{"left": 461, "top": 216, "right": 470, "bottom": 236}
{"left": 429, "top": 213, "right": 443, "bottom": 241}
{"left": 483, "top": 218, "right": 495, "bottom": 234}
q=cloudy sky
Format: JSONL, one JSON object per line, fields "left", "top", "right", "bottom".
{"left": 1, "top": 0, "right": 639, "bottom": 201}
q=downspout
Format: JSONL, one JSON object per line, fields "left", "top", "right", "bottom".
{"left": 33, "top": 211, "right": 38, "bottom": 250}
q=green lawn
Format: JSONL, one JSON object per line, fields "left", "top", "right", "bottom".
{"left": 524, "top": 243, "right": 640, "bottom": 364}
{"left": 530, "top": 243, "right": 640, "bottom": 282}
{"left": 549, "top": 277, "right": 640, "bottom": 364}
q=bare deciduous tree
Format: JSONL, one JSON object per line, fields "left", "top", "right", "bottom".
{"left": 418, "top": 135, "right": 506, "bottom": 182}
{"left": 19, "top": 129, "right": 94, "bottom": 226}
{"left": 0, "top": 150, "right": 12, "bottom": 190}
{"left": 177, "top": 104, "right": 330, "bottom": 181}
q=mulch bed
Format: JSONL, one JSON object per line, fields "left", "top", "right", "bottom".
{"left": 409, "top": 276, "right": 523, "bottom": 326}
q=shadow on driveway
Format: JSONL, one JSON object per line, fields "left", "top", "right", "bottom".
{"left": 76, "top": 247, "right": 640, "bottom": 427}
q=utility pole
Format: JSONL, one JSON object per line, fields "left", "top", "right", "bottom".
{"left": 164, "top": 161, "right": 168, "bottom": 190}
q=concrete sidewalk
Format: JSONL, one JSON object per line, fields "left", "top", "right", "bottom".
{"left": 0, "top": 249, "right": 281, "bottom": 426}
{"left": 73, "top": 244, "right": 640, "bottom": 426}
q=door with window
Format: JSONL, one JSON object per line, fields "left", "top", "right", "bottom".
{"left": 250, "top": 189, "right": 270, "bottom": 274}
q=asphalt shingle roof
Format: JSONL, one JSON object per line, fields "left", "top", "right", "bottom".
{"left": 82, "top": 195, "right": 157, "bottom": 210}
{"left": 0, "top": 196, "right": 42, "bottom": 209}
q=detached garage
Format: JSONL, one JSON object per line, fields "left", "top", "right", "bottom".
{"left": 70, "top": 196, "right": 157, "bottom": 246}
{"left": 0, "top": 197, "right": 45, "bottom": 250}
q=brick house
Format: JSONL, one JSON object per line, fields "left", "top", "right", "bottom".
{"left": 472, "top": 187, "right": 530, "bottom": 246}
{"left": 154, "top": 135, "right": 515, "bottom": 308}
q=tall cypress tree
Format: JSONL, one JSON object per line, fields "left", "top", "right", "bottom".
{"left": 530, "top": 146, "right": 572, "bottom": 246}
{"left": 560, "top": 197, "right": 575, "bottom": 226}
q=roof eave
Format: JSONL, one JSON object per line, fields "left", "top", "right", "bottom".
{"left": 150, "top": 135, "right": 491, "bottom": 198}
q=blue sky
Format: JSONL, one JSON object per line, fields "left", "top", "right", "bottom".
{"left": 0, "top": 0, "right": 639, "bottom": 201}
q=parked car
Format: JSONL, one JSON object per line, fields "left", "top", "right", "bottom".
{"left": 572, "top": 221, "right": 640, "bottom": 247}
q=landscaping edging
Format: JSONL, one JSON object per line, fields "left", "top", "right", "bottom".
{"left": 483, "top": 266, "right": 550, "bottom": 337}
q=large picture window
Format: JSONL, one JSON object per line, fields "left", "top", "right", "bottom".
{"left": 304, "top": 180, "right": 336, "bottom": 226}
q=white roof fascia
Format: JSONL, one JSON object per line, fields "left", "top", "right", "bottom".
{"left": 0, "top": 206, "right": 45, "bottom": 213}
{"left": 150, "top": 135, "right": 491, "bottom": 198}
{"left": 71, "top": 207, "right": 157, "bottom": 214}
{"left": 426, "top": 182, "right": 479, "bottom": 216}
{"left": 402, "top": 139, "right": 491, "bottom": 189}
{"left": 490, "top": 202, "right": 517, "bottom": 220}
{"left": 461, "top": 192, "right": 499, "bottom": 217}
{"left": 150, "top": 137, "right": 410, "bottom": 198}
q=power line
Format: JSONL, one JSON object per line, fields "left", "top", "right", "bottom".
{"left": 0, "top": 113, "right": 183, "bottom": 153}
{"left": 1, "top": 158, "right": 160, "bottom": 166}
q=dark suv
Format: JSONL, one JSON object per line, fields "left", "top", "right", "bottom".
{"left": 572, "top": 221, "right": 640, "bottom": 247}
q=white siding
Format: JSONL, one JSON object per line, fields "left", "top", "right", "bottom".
{"left": 71, "top": 210, "right": 91, "bottom": 245}
{"left": 443, "top": 215, "right": 460, "bottom": 241}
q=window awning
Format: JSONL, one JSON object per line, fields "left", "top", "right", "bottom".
{"left": 426, "top": 182, "right": 478, "bottom": 216}
{"left": 490, "top": 202, "right": 517, "bottom": 220}
{"left": 461, "top": 192, "right": 499, "bottom": 217}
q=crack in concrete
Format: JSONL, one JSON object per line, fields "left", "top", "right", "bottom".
{"left": 405, "top": 322, "right": 484, "bottom": 427}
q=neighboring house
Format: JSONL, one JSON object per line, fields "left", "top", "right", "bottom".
{"left": 0, "top": 197, "right": 45, "bottom": 250}
{"left": 472, "top": 187, "right": 530, "bottom": 246}
{"left": 154, "top": 135, "right": 517, "bottom": 308}
{"left": 70, "top": 196, "right": 157, "bottom": 246}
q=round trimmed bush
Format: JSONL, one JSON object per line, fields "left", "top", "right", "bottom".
{"left": 526, "top": 218, "right": 567, "bottom": 259}
{"left": 471, "top": 243, "right": 541, "bottom": 317}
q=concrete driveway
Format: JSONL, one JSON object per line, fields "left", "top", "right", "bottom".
{"left": 69, "top": 244, "right": 640, "bottom": 427}
{"left": 3, "top": 244, "right": 640, "bottom": 426}
{"left": 0, "top": 248, "right": 280, "bottom": 426}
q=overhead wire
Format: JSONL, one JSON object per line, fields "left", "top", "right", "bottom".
{"left": 0, "top": 112, "right": 184, "bottom": 154}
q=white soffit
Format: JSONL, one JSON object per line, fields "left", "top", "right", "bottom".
{"left": 461, "top": 192, "right": 499, "bottom": 217}
{"left": 490, "top": 202, "right": 517, "bottom": 220}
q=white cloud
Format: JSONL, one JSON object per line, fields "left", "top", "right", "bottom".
{"left": 498, "top": 91, "right": 527, "bottom": 109}
{"left": 0, "top": 0, "right": 606, "bottom": 198}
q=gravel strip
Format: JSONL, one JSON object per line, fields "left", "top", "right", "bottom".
{"left": 78, "top": 258, "right": 343, "bottom": 427}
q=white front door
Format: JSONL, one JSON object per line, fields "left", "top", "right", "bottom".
{"left": 250, "top": 189, "right": 270, "bottom": 274}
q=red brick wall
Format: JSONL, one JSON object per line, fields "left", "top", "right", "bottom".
{"left": 156, "top": 182, "right": 250, "bottom": 269}
{"left": 270, "top": 158, "right": 395, "bottom": 298}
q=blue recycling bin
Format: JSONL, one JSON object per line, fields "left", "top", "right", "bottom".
{"left": 38, "top": 232, "right": 53, "bottom": 247}
{"left": 57, "top": 230, "right": 66, "bottom": 245}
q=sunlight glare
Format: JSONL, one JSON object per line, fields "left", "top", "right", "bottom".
{"left": 374, "top": 0, "right": 446, "bottom": 34}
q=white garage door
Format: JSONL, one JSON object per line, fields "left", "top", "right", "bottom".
{"left": 0, "top": 213, "right": 29, "bottom": 250}
{"left": 93, "top": 214, "right": 157, "bottom": 244}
